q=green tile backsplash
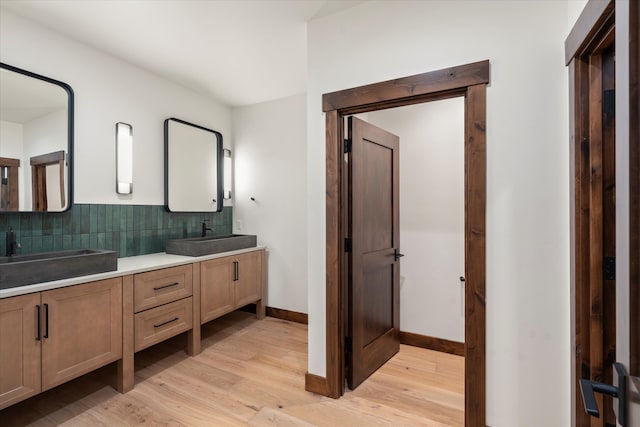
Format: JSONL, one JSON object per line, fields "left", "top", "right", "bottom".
{"left": 0, "top": 204, "right": 232, "bottom": 258}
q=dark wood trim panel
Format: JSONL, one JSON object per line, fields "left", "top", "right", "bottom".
{"left": 565, "top": 0, "right": 614, "bottom": 65}
{"left": 304, "top": 372, "right": 329, "bottom": 396}
{"left": 399, "top": 331, "right": 464, "bottom": 357}
{"left": 630, "top": 0, "right": 640, "bottom": 378}
{"left": 324, "top": 109, "right": 345, "bottom": 399}
{"left": 464, "top": 83, "right": 487, "bottom": 427}
{"left": 569, "top": 54, "right": 593, "bottom": 427}
{"left": 0, "top": 157, "right": 20, "bottom": 212}
{"left": 312, "top": 60, "right": 489, "bottom": 427}
{"left": 29, "top": 150, "right": 65, "bottom": 166}
{"left": 322, "top": 61, "right": 489, "bottom": 113}
{"left": 566, "top": 2, "right": 618, "bottom": 424}
{"left": 0, "top": 157, "right": 20, "bottom": 167}
{"left": 266, "top": 307, "right": 308, "bottom": 325}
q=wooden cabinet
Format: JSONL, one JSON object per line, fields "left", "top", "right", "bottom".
{"left": 201, "top": 249, "right": 264, "bottom": 325}
{"left": 41, "top": 278, "right": 122, "bottom": 391}
{"left": 1, "top": 247, "right": 264, "bottom": 407}
{"left": 132, "top": 264, "right": 194, "bottom": 351}
{"left": 0, "top": 293, "right": 41, "bottom": 409}
{"left": 117, "top": 265, "right": 195, "bottom": 393}
{"left": 0, "top": 278, "right": 122, "bottom": 409}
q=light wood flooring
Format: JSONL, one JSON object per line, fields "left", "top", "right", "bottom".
{"left": 0, "top": 311, "right": 464, "bottom": 426}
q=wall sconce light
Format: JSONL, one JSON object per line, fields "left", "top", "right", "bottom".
{"left": 116, "top": 122, "right": 133, "bottom": 194}
{"left": 223, "top": 148, "right": 232, "bottom": 199}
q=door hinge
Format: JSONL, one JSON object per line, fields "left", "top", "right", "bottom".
{"left": 345, "top": 336, "right": 352, "bottom": 353}
{"left": 344, "top": 139, "right": 352, "bottom": 153}
{"left": 604, "top": 256, "right": 615, "bottom": 280}
{"left": 603, "top": 89, "right": 615, "bottom": 115}
{"left": 344, "top": 237, "right": 352, "bottom": 253}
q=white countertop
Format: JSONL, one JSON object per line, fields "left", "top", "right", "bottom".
{"left": 0, "top": 246, "right": 266, "bottom": 299}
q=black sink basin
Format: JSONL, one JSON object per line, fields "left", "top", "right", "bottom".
{"left": 165, "top": 234, "right": 257, "bottom": 257}
{"left": 0, "top": 249, "right": 118, "bottom": 290}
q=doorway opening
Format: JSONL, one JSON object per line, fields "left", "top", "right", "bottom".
{"left": 305, "top": 60, "right": 489, "bottom": 427}
{"left": 360, "top": 99, "right": 466, "bottom": 356}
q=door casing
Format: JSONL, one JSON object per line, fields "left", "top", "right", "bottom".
{"left": 565, "top": 0, "right": 640, "bottom": 426}
{"left": 305, "top": 60, "right": 489, "bottom": 427}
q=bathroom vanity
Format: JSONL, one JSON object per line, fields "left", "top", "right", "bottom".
{"left": 0, "top": 246, "right": 265, "bottom": 409}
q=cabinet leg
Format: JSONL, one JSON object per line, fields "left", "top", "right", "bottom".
{"left": 187, "top": 326, "right": 201, "bottom": 356}
{"left": 117, "top": 275, "right": 134, "bottom": 393}
{"left": 116, "top": 353, "right": 134, "bottom": 393}
{"left": 256, "top": 299, "right": 266, "bottom": 320}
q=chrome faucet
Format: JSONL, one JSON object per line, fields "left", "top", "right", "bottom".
{"left": 5, "top": 227, "right": 19, "bottom": 257}
{"left": 201, "top": 219, "right": 213, "bottom": 237}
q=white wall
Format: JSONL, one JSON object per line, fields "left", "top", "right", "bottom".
{"left": 0, "top": 8, "right": 232, "bottom": 206}
{"left": 306, "top": 2, "right": 570, "bottom": 426}
{"left": 365, "top": 99, "right": 465, "bottom": 342}
{"left": 232, "top": 94, "right": 308, "bottom": 313}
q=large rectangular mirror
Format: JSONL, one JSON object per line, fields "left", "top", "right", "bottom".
{"left": 0, "top": 63, "right": 73, "bottom": 212}
{"left": 164, "top": 118, "right": 222, "bottom": 212}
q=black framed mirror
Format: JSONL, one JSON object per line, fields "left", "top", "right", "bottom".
{"left": 164, "top": 118, "right": 223, "bottom": 212}
{"left": 0, "top": 63, "right": 74, "bottom": 212}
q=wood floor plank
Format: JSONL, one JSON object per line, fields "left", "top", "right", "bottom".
{"left": 0, "top": 311, "right": 464, "bottom": 426}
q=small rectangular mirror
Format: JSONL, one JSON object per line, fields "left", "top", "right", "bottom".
{"left": 164, "top": 118, "right": 222, "bottom": 212}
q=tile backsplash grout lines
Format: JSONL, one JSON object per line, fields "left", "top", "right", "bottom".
{"left": 0, "top": 205, "right": 232, "bottom": 258}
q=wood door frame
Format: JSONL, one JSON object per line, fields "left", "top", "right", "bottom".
{"left": 565, "top": 1, "right": 622, "bottom": 426}
{"left": 305, "top": 60, "right": 489, "bottom": 427}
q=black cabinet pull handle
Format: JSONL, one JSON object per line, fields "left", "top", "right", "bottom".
{"left": 154, "top": 317, "right": 179, "bottom": 328}
{"left": 234, "top": 261, "right": 239, "bottom": 281}
{"left": 43, "top": 303, "right": 49, "bottom": 339}
{"left": 153, "top": 282, "right": 179, "bottom": 291}
{"left": 36, "top": 305, "right": 41, "bottom": 341}
{"left": 394, "top": 249, "right": 405, "bottom": 261}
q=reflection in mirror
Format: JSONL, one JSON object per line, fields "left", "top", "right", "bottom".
{"left": 0, "top": 63, "right": 73, "bottom": 212}
{"left": 164, "top": 118, "right": 222, "bottom": 212}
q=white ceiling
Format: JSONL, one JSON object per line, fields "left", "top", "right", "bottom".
{"left": 0, "top": 0, "right": 363, "bottom": 107}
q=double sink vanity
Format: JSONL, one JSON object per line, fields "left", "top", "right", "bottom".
{"left": 0, "top": 235, "right": 264, "bottom": 410}
{"left": 0, "top": 62, "right": 262, "bottom": 410}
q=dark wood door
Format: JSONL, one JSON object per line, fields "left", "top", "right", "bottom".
{"left": 346, "top": 116, "right": 400, "bottom": 389}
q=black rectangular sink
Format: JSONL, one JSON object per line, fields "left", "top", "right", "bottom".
{"left": 165, "top": 234, "right": 257, "bottom": 257}
{"left": 0, "top": 249, "right": 118, "bottom": 290}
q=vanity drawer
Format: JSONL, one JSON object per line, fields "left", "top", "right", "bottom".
{"left": 134, "top": 297, "right": 193, "bottom": 352}
{"left": 134, "top": 265, "right": 192, "bottom": 312}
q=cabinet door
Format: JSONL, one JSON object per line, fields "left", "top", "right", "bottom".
{"left": 200, "top": 257, "right": 234, "bottom": 324}
{"left": 234, "top": 251, "right": 261, "bottom": 307}
{"left": 0, "top": 293, "right": 41, "bottom": 410}
{"left": 41, "top": 278, "right": 122, "bottom": 391}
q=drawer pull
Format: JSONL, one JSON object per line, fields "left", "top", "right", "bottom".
{"left": 44, "top": 303, "right": 49, "bottom": 338}
{"left": 154, "top": 317, "right": 179, "bottom": 328}
{"left": 36, "top": 305, "right": 41, "bottom": 341}
{"left": 153, "top": 282, "right": 179, "bottom": 291}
